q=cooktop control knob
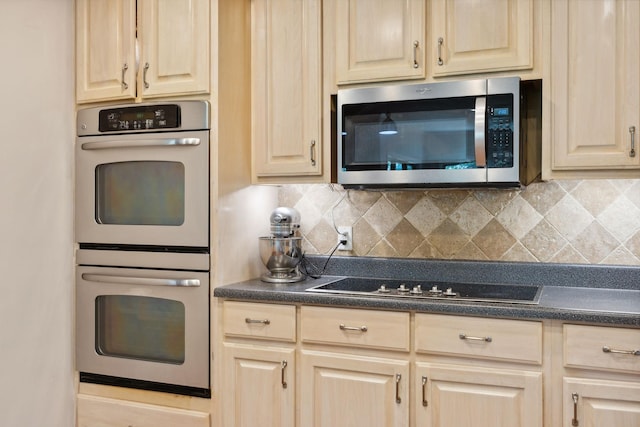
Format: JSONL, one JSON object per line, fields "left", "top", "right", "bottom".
{"left": 410, "top": 285, "right": 422, "bottom": 295}
{"left": 398, "top": 284, "right": 410, "bottom": 293}
{"left": 377, "top": 284, "right": 390, "bottom": 293}
{"left": 427, "top": 285, "right": 443, "bottom": 296}
{"left": 444, "top": 288, "right": 457, "bottom": 297}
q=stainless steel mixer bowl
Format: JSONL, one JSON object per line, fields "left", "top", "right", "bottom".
{"left": 259, "top": 236, "right": 303, "bottom": 274}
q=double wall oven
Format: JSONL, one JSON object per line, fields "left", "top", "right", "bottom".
{"left": 75, "top": 101, "right": 211, "bottom": 397}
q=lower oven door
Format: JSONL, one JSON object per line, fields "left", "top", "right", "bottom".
{"left": 76, "top": 266, "right": 209, "bottom": 392}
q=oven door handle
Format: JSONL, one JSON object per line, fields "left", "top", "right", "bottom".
{"left": 81, "top": 138, "right": 201, "bottom": 150}
{"left": 474, "top": 97, "right": 487, "bottom": 168}
{"left": 81, "top": 273, "right": 201, "bottom": 287}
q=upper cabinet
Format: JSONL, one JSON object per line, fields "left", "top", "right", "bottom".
{"left": 333, "top": 0, "right": 426, "bottom": 84}
{"left": 251, "top": 0, "right": 323, "bottom": 180}
{"left": 547, "top": 0, "right": 640, "bottom": 174}
{"left": 431, "top": 0, "right": 534, "bottom": 77}
{"left": 76, "top": 0, "right": 209, "bottom": 104}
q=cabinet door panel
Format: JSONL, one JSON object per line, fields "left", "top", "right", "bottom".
{"left": 563, "top": 377, "right": 640, "bottom": 427}
{"left": 416, "top": 363, "right": 542, "bottom": 427}
{"left": 551, "top": 0, "right": 640, "bottom": 169}
{"left": 222, "top": 343, "right": 295, "bottom": 427}
{"left": 300, "top": 350, "right": 409, "bottom": 427}
{"left": 431, "top": 0, "right": 533, "bottom": 76}
{"left": 76, "top": 0, "right": 136, "bottom": 103}
{"left": 139, "top": 0, "right": 210, "bottom": 98}
{"left": 334, "top": 0, "right": 425, "bottom": 83}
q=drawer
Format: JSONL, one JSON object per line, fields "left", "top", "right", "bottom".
{"left": 77, "top": 394, "right": 209, "bottom": 427}
{"left": 415, "top": 313, "right": 543, "bottom": 364}
{"left": 301, "top": 306, "right": 410, "bottom": 351}
{"left": 564, "top": 324, "right": 640, "bottom": 373}
{"left": 223, "top": 301, "right": 296, "bottom": 342}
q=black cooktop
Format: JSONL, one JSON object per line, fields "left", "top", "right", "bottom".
{"left": 307, "top": 277, "right": 542, "bottom": 305}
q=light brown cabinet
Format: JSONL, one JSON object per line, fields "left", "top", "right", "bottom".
{"left": 547, "top": 0, "right": 640, "bottom": 175}
{"left": 76, "top": 0, "right": 209, "bottom": 103}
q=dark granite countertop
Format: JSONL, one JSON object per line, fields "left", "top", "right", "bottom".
{"left": 214, "top": 256, "right": 640, "bottom": 327}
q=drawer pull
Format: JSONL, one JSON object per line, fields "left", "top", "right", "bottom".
{"left": 339, "top": 324, "right": 368, "bottom": 332}
{"left": 281, "top": 360, "right": 288, "bottom": 389}
{"left": 602, "top": 346, "right": 640, "bottom": 356}
{"left": 421, "top": 376, "right": 428, "bottom": 407}
{"left": 245, "top": 317, "right": 270, "bottom": 325}
{"left": 395, "top": 374, "right": 402, "bottom": 404}
{"left": 571, "top": 392, "right": 579, "bottom": 426}
{"left": 459, "top": 333, "right": 492, "bottom": 343}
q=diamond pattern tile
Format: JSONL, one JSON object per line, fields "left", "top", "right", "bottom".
{"left": 279, "top": 181, "right": 640, "bottom": 266}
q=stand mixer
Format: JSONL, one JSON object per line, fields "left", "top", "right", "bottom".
{"left": 259, "top": 207, "right": 304, "bottom": 283}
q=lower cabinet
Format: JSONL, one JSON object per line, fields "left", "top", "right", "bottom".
{"left": 76, "top": 394, "right": 209, "bottom": 427}
{"left": 416, "top": 363, "right": 542, "bottom": 427}
{"left": 563, "top": 378, "right": 640, "bottom": 427}
{"left": 300, "top": 350, "right": 409, "bottom": 427}
{"left": 222, "top": 343, "right": 295, "bottom": 427}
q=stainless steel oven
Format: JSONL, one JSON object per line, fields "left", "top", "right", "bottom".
{"left": 75, "top": 101, "right": 211, "bottom": 397}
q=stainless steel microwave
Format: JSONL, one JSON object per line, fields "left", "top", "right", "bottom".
{"left": 337, "top": 77, "right": 539, "bottom": 188}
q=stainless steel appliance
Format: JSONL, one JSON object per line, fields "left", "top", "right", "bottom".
{"left": 258, "top": 207, "right": 304, "bottom": 283}
{"left": 75, "top": 101, "right": 211, "bottom": 397}
{"left": 337, "top": 77, "right": 530, "bottom": 188}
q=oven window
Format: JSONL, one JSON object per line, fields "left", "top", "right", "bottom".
{"left": 95, "top": 161, "right": 185, "bottom": 226}
{"left": 95, "top": 295, "right": 185, "bottom": 364}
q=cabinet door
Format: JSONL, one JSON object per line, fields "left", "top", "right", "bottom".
{"left": 415, "top": 363, "right": 542, "bottom": 427}
{"left": 222, "top": 343, "right": 295, "bottom": 427}
{"left": 76, "top": 0, "right": 136, "bottom": 103}
{"left": 431, "top": 0, "right": 533, "bottom": 76}
{"left": 563, "top": 378, "right": 640, "bottom": 427}
{"left": 138, "top": 0, "right": 210, "bottom": 98}
{"left": 550, "top": 0, "right": 640, "bottom": 170}
{"left": 252, "top": 0, "right": 323, "bottom": 178}
{"left": 300, "top": 350, "right": 409, "bottom": 427}
{"left": 333, "top": 0, "right": 425, "bottom": 83}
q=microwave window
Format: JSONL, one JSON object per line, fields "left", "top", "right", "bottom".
{"left": 95, "top": 161, "right": 185, "bottom": 226}
{"left": 342, "top": 97, "right": 477, "bottom": 171}
{"left": 95, "top": 295, "right": 185, "bottom": 364}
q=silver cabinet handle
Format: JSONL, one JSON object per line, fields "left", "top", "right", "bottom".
{"left": 437, "top": 37, "right": 444, "bottom": 66}
{"left": 281, "top": 360, "right": 288, "bottom": 389}
{"left": 459, "top": 333, "right": 492, "bottom": 342}
{"left": 310, "top": 140, "right": 317, "bottom": 166}
{"left": 245, "top": 318, "right": 271, "bottom": 325}
{"left": 474, "top": 97, "right": 487, "bottom": 168}
{"left": 81, "top": 273, "right": 200, "bottom": 287}
{"left": 339, "top": 324, "right": 367, "bottom": 332}
{"left": 421, "top": 376, "right": 428, "bottom": 407}
{"left": 121, "top": 63, "right": 129, "bottom": 90}
{"left": 603, "top": 346, "right": 640, "bottom": 356}
{"left": 143, "top": 62, "right": 150, "bottom": 89}
{"left": 395, "top": 374, "right": 402, "bottom": 404}
{"left": 81, "top": 138, "right": 201, "bottom": 150}
{"left": 630, "top": 126, "right": 636, "bottom": 157}
{"left": 413, "top": 40, "right": 420, "bottom": 68}
{"left": 571, "top": 393, "right": 579, "bottom": 426}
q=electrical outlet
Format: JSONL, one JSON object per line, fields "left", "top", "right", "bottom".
{"left": 337, "top": 226, "right": 353, "bottom": 251}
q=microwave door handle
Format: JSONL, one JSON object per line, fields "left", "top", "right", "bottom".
{"left": 81, "top": 273, "right": 200, "bottom": 287}
{"left": 81, "top": 138, "right": 201, "bottom": 150}
{"left": 474, "top": 97, "right": 487, "bottom": 168}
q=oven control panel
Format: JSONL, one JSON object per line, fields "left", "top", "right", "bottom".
{"left": 98, "top": 104, "right": 181, "bottom": 132}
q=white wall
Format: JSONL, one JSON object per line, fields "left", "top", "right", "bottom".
{"left": 0, "top": 0, "right": 75, "bottom": 425}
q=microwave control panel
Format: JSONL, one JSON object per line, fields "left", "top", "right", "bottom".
{"left": 486, "top": 95, "right": 514, "bottom": 168}
{"left": 98, "top": 105, "right": 181, "bottom": 132}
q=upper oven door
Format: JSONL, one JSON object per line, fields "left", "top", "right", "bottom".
{"left": 75, "top": 130, "right": 209, "bottom": 249}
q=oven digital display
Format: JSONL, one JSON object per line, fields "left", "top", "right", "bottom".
{"left": 98, "top": 104, "right": 181, "bottom": 132}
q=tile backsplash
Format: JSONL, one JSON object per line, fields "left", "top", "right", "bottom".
{"left": 278, "top": 179, "right": 640, "bottom": 266}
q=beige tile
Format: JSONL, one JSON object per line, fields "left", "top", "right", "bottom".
{"left": 294, "top": 195, "right": 324, "bottom": 235}
{"left": 556, "top": 180, "right": 581, "bottom": 192}
{"left": 624, "top": 180, "right": 640, "bottom": 209}
{"left": 353, "top": 218, "right": 382, "bottom": 256}
{"left": 363, "top": 196, "right": 404, "bottom": 237}
{"left": 496, "top": 195, "right": 542, "bottom": 239}
{"left": 545, "top": 194, "right": 593, "bottom": 241}
{"left": 501, "top": 242, "right": 538, "bottom": 263}
{"left": 453, "top": 241, "right": 489, "bottom": 261}
{"left": 405, "top": 196, "right": 447, "bottom": 237}
{"left": 346, "top": 189, "right": 382, "bottom": 214}
{"left": 570, "top": 222, "right": 619, "bottom": 264}
{"left": 305, "top": 184, "right": 346, "bottom": 214}
{"left": 570, "top": 180, "right": 620, "bottom": 216}
{"left": 409, "top": 240, "right": 443, "bottom": 259}
{"left": 449, "top": 197, "right": 493, "bottom": 236}
{"left": 472, "top": 219, "right": 517, "bottom": 259}
{"left": 549, "top": 245, "right": 589, "bottom": 264}
{"left": 602, "top": 247, "right": 640, "bottom": 266}
{"left": 306, "top": 218, "right": 341, "bottom": 255}
{"left": 473, "top": 189, "right": 519, "bottom": 215}
{"left": 520, "top": 181, "right": 566, "bottom": 215}
{"left": 426, "top": 190, "right": 470, "bottom": 215}
{"left": 429, "top": 219, "right": 470, "bottom": 258}
{"left": 368, "top": 240, "right": 399, "bottom": 257}
{"left": 384, "top": 191, "right": 427, "bottom": 214}
{"left": 385, "top": 219, "right": 424, "bottom": 257}
{"left": 279, "top": 185, "right": 304, "bottom": 209}
{"left": 625, "top": 230, "right": 640, "bottom": 259}
{"left": 597, "top": 194, "right": 640, "bottom": 242}
{"left": 521, "top": 220, "right": 567, "bottom": 262}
